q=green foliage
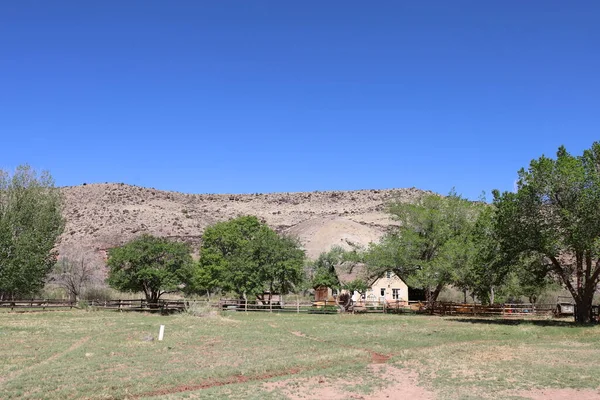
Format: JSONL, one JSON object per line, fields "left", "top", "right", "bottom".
{"left": 309, "top": 246, "right": 345, "bottom": 289}
{"left": 343, "top": 278, "right": 368, "bottom": 294}
{"left": 192, "top": 216, "right": 305, "bottom": 298}
{"left": 364, "top": 191, "right": 480, "bottom": 304}
{"left": 468, "top": 205, "right": 510, "bottom": 303}
{"left": 107, "top": 234, "right": 192, "bottom": 302}
{"left": 0, "top": 165, "right": 64, "bottom": 299}
{"left": 493, "top": 142, "right": 600, "bottom": 322}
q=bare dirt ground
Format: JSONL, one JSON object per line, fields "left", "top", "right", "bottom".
{"left": 263, "top": 364, "right": 435, "bottom": 400}
{"left": 509, "top": 388, "right": 600, "bottom": 400}
{"left": 59, "top": 183, "right": 428, "bottom": 261}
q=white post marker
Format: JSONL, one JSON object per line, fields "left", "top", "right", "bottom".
{"left": 158, "top": 325, "right": 165, "bottom": 341}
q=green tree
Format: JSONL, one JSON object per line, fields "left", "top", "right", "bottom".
{"left": 107, "top": 234, "right": 192, "bottom": 304}
{"left": 493, "top": 143, "right": 600, "bottom": 323}
{"left": 467, "top": 203, "right": 554, "bottom": 305}
{"left": 469, "top": 205, "right": 511, "bottom": 304}
{"left": 193, "top": 216, "right": 305, "bottom": 300}
{"left": 309, "top": 246, "right": 346, "bottom": 289}
{"left": 255, "top": 230, "right": 305, "bottom": 302}
{"left": 0, "top": 165, "right": 64, "bottom": 299}
{"left": 364, "top": 191, "right": 479, "bottom": 308}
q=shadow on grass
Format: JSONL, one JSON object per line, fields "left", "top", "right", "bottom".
{"left": 449, "top": 318, "right": 596, "bottom": 328}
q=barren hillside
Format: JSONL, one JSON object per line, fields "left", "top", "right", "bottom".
{"left": 59, "top": 183, "right": 430, "bottom": 260}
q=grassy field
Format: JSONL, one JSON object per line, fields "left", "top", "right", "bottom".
{"left": 1, "top": 310, "right": 600, "bottom": 400}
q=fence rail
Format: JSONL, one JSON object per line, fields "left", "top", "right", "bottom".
{"left": 218, "top": 299, "right": 331, "bottom": 313}
{"left": 0, "top": 298, "right": 564, "bottom": 319}
{"left": 432, "top": 302, "right": 555, "bottom": 317}
{"left": 87, "top": 299, "right": 188, "bottom": 312}
{"left": 0, "top": 299, "right": 77, "bottom": 310}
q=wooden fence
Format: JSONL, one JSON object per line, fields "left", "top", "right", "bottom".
{"left": 431, "top": 302, "right": 555, "bottom": 317}
{"left": 218, "top": 299, "right": 332, "bottom": 313}
{"left": 87, "top": 299, "right": 188, "bottom": 312}
{"left": 0, "top": 299, "right": 77, "bottom": 310}
{"left": 0, "top": 298, "right": 560, "bottom": 318}
{"left": 0, "top": 298, "right": 187, "bottom": 312}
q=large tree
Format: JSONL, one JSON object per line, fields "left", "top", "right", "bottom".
{"left": 107, "top": 234, "right": 192, "bottom": 304}
{"left": 0, "top": 165, "right": 64, "bottom": 299}
{"left": 192, "top": 216, "right": 305, "bottom": 300}
{"left": 364, "top": 191, "right": 479, "bottom": 308}
{"left": 493, "top": 142, "right": 600, "bottom": 323}
{"left": 254, "top": 231, "right": 305, "bottom": 301}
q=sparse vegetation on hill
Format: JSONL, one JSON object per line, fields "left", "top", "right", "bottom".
{"left": 59, "top": 184, "right": 429, "bottom": 262}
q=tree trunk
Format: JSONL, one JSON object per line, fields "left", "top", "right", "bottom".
{"left": 148, "top": 292, "right": 160, "bottom": 309}
{"left": 575, "top": 295, "right": 593, "bottom": 324}
{"left": 426, "top": 283, "right": 444, "bottom": 314}
{"left": 490, "top": 286, "right": 495, "bottom": 305}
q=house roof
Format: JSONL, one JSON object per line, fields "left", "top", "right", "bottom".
{"left": 334, "top": 262, "right": 369, "bottom": 285}
{"left": 334, "top": 263, "right": 407, "bottom": 287}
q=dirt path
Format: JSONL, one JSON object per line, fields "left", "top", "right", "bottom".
{"left": 263, "top": 363, "right": 435, "bottom": 400}
{"left": 134, "top": 363, "right": 336, "bottom": 399}
{"left": 136, "top": 329, "right": 397, "bottom": 398}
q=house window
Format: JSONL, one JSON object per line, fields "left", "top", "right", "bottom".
{"left": 380, "top": 288, "right": 385, "bottom": 297}
{"left": 393, "top": 289, "right": 400, "bottom": 300}
{"left": 386, "top": 271, "right": 391, "bottom": 279}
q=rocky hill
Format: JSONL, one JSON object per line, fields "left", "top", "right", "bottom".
{"left": 58, "top": 183, "right": 430, "bottom": 260}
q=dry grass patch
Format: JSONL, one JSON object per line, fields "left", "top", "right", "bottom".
{"left": 2, "top": 312, "right": 600, "bottom": 399}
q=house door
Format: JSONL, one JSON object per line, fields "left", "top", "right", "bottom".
{"left": 380, "top": 288, "right": 386, "bottom": 303}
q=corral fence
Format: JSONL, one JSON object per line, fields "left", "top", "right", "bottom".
{"left": 0, "top": 298, "right": 188, "bottom": 313}
{"left": 0, "top": 299, "right": 77, "bottom": 311}
{"left": 215, "top": 299, "right": 557, "bottom": 317}
{"left": 0, "top": 298, "right": 571, "bottom": 319}
{"left": 87, "top": 299, "right": 188, "bottom": 312}
{"left": 218, "top": 298, "right": 332, "bottom": 314}
{"left": 431, "top": 302, "right": 555, "bottom": 317}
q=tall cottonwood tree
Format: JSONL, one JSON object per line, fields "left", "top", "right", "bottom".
{"left": 0, "top": 165, "right": 64, "bottom": 299}
{"left": 493, "top": 142, "right": 600, "bottom": 323}
{"left": 364, "top": 191, "right": 479, "bottom": 308}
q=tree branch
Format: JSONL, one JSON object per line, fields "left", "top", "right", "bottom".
{"left": 549, "top": 255, "right": 579, "bottom": 301}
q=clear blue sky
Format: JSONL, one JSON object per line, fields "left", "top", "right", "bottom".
{"left": 1, "top": 1, "right": 598, "bottom": 200}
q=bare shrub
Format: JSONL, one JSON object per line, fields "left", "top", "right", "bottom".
{"left": 49, "top": 247, "right": 103, "bottom": 301}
